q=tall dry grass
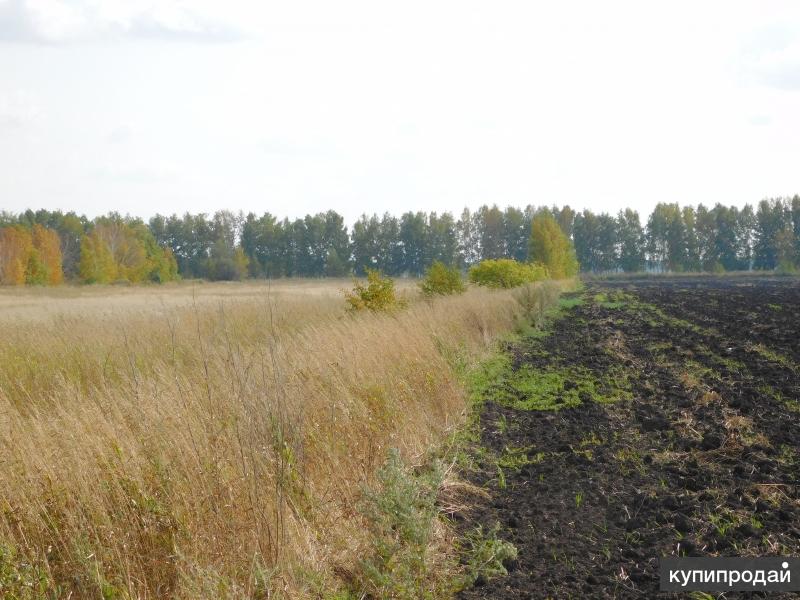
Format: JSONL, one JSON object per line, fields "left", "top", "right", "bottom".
{"left": 0, "top": 280, "right": 563, "bottom": 598}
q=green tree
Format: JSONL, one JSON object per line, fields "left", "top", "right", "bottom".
{"left": 682, "top": 206, "right": 700, "bottom": 271}
{"left": 753, "top": 199, "right": 789, "bottom": 270}
{"left": 695, "top": 204, "right": 718, "bottom": 270}
{"left": 616, "top": 209, "right": 645, "bottom": 272}
{"left": 476, "top": 205, "right": 505, "bottom": 260}
{"left": 572, "top": 210, "right": 599, "bottom": 272}
{"left": 426, "top": 212, "right": 459, "bottom": 267}
{"left": 502, "top": 206, "right": 528, "bottom": 262}
{"left": 528, "top": 212, "right": 579, "bottom": 279}
{"left": 595, "top": 214, "right": 618, "bottom": 272}
{"left": 554, "top": 205, "right": 576, "bottom": 238}
{"left": 377, "top": 213, "right": 404, "bottom": 275}
{"left": 713, "top": 204, "right": 740, "bottom": 271}
{"left": 736, "top": 204, "right": 756, "bottom": 270}
{"left": 399, "top": 212, "right": 428, "bottom": 276}
{"left": 456, "top": 207, "right": 480, "bottom": 267}
{"left": 352, "top": 214, "right": 381, "bottom": 275}
{"left": 647, "top": 203, "right": 687, "bottom": 271}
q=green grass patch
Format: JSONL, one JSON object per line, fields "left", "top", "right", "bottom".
{"left": 557, "top": 296, "right": 584, "bottom": 311}
{"left": 499, "top": 364, "right": 631, "bottom": 411}
{"left": 497, "top": 446, "right": 546, "bottom": 471}
{"left": 592, "top": 291, "right": 629, "bottom": 309}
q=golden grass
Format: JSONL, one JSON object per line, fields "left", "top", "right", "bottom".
{"left": 0, "top": 279, "right": 555, "bottom": 598}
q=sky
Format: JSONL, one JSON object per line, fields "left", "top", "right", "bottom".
{"left": 1, "top": 1, "right": 799, "bottom": 224}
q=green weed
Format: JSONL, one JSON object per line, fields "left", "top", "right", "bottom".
{"left": 460, "top": 525, "right": 518, "bottom": 589}
{"left": 0, "top": 543, "right": 53, "bottom": 600}
{"left": 356, "top": 449, "right": 445, "bottom": 599}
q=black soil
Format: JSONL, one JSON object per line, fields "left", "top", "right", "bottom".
{"left": 457, "top": 276, "right": 800, "bottom": 599}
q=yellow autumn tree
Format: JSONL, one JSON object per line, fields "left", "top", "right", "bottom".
{"left": 79, "top": 220, "right": 180, "bottom": 284}
{"left": 528, "top": 212, "right": 579, "bottom": 279}
{"left": 79, "top": 230, "right": 117, "bottom": 283}
{"left": 0, "top": 226, "right": 32, "bottom": 285}
{"left": 0, "top": 224, "right": 65, "bottom": 285}
{"left": 31, "top": 224, "right": 64, "bottom": 285}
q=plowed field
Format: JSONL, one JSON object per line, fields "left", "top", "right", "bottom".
{"left": 458, "top": 277, "right": 800, "bottom": 599}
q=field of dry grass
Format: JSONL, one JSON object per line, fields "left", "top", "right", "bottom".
{"left": 0, "top": 278, "right": 566, "bottom": 598}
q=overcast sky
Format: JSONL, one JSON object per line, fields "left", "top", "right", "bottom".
{"left": 1, "top": 1, "right": 799, "bottom": 224}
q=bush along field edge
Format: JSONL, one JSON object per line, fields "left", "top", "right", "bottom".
{"left": 333, "top": 279, "right": 577, "bottom": 599}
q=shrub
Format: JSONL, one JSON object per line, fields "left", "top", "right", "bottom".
{"left": 469, "top": 259, "right": 548, "bottom": 289}
{"left": 420, "top": 261, "right": 465, "bottom": 297}
{"left": 514, "top": 280, "right": 562, "bottom": 324}
{"left": 356, "top": 449, "right": 445, "bottom": 599}
{"left": 344, "top": 269, "right": 403, "bottom": 311}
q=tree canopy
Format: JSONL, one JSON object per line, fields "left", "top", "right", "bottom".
{"left": 2, "top": 196, "right": 800, "bottom": 285}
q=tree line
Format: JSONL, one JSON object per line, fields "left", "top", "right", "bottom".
{"left": 0, "top": 212, "right": 178, "bottom": 285}
{"left": 574, "top": 199, "right": 800, "bottom": 273}
{"left": 1, "top": 196, "right": 798, "bottom": 284}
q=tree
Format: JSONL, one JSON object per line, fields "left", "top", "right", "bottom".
{"left": 377, "top": 213, "right": 403, "bottom": 275}
{"left": 503, "top": 206, "right": 528, "bottom": 262}
{"left": 616, "top": 209, "right": 645, "bottom": 272}
{"left": 528, "top": 212, "right": 579, "bottom": 279}
{"left": 78, "top": 217, "right": 178, "bottom": 284}
{"left": 572, "top": 210, "right": 617, "bottom": 273}
{"left": 456, "top": 208, "right": 479, "bottom": 267}
{"left": 0, "top": 224, "right": 65, "bottom": 285}
{"left": 79, "top": 230, "right": 117, "bottom": 283}
{"left": 595, "top": 214, "right": 618, "bottom": 272}
{"left": 572, "top": 210, "right": 600, "bottom": 272}
{"left": 0, "top": 226, "right": 32, "bottom": 285}
{"left": 352, "top": 214, "right": 381, "bottom": 275}
{"left": 736, "top": 204, "right": 756, "bottom": 270}
{"left": 646, "top": 203, "right": 687, "bottom": 271}
{"left": 426, "top": 212, "right": 459, "bottom": 267}
{"left": 695, "top": 204, "right": 718, "bottom": 270}
{"left": 240, "top": 212, "right": 289, "bottom": 277}
{"left": 713, "top": 204, "right": 741, "bottom": 271}
{"left": 476, "top": 205, "right": 505, "bottom": 260}
{"left": 31, "top": 224, "right": 64, "bottom": 284}
{"left": 682, "top": 206, "right": 700, "bottom": 271}
{"left": 775, "top": 228, "right": 797, "bottom": 272}
{"left": 399, "top": 212, "right": 427, "bottom": 276}
{"left": 322, "top": 210, "right": 351, "bottom": 276}
{"left": 753, "top": 199, "right": 789, "bottom": 270}
{"left": 553, "top": 205, "right": 576, "bottom": 238}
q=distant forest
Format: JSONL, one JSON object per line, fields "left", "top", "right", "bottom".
{"left": 1, "top": 196, "right": 799, "bottom": 284}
